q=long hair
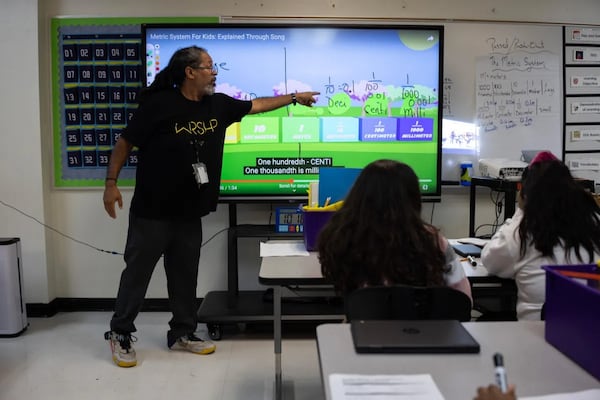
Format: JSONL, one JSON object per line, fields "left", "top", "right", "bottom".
{"left": 138, "top": 45, "right": 207, "bottom": 102}
{"left": 317, "top": 159, "right": 446, "bottom": 294}
{"left": 518, "top": 160, "right": 600, "bottom": 261}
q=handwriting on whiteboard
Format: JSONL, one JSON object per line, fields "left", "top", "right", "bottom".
{"left": 486, "top": 37, "right": 545, "bottom": 54}
{"left": 442, "top": 76, "right": 454, "bottom": 117}
{"left": 476, "top": 36, "right": 559, "bottom": 133}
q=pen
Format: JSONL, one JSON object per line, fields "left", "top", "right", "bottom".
{"left": 324, "top": 197, "right": 331, "bottom": 207}
{"left": 461, "top": 256, "right": 477, "bottom": 267}
{"left": 493, "top": 352, "right": 508, "bottom": 393}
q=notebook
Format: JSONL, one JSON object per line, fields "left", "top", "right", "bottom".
{"left": 350, "top": 319, "right": 480, "bottom": 354}
{"left": 452, "top": 243, "right": 482, "bottom": 257}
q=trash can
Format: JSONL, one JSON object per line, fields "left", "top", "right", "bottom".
{"left": 0, "top": 238, "right": 28, "bottom": 337}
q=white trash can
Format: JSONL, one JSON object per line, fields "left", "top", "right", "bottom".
{"left": 0, "top": 238, "right": 28, "bottom": 337}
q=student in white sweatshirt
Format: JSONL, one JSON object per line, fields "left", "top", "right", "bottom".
{"left": 481, "top": 151, "right": 600, "bottom": 320}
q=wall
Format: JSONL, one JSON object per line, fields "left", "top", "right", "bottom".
{"left": 2, "top": 0, "right": 600, "bottom": 305}
{"left": 0, "top": 0, "right": 50, "bottom": 303}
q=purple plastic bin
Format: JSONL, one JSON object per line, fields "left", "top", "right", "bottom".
{"left": 303, "top": 210, "right": 335, "bottom": 251}
{"left": 542, "top": 264, "right": 600, "bottom": 380}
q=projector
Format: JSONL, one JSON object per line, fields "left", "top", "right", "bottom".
{"left": 479, "top": 158, "right": 528, "bottom": 181}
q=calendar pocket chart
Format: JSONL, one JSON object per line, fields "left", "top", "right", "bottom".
{"left": 51, "top": 17, "right": 218, "bottom": 187}
{"left": 54, "top": 24, "right": 141, "bottom": 187}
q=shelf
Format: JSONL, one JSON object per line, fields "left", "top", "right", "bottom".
{"left": 233, "top": 224, "right": 304, "bottom": 238}
{"left": 468, "top": 177, "right": 519, "bottom": 237}
{"left": 197, "top": 290, "right": 344, "bottom": 323}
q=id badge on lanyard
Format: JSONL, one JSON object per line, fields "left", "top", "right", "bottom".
{"left": 193, "top": 162, "right": 209, "bottom": 185}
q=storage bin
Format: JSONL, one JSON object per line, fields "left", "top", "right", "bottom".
{"left": 542, "top": 264, "right": 600, "bottom": 380}
{"left": 302, "top": 210, "right": 335, "bottom": 251}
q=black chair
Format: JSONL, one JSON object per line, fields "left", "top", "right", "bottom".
{"left": 344, "top": 285, "right": 472, "bottom": 322}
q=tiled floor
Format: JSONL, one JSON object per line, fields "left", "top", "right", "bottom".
{"left": 0, "top": 312, "right": 325, "bottom": 400}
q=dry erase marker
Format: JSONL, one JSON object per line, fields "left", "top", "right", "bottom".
{"left": 467, "top": 255, "right": 477, "bottom": 266}
{"left": 493, "top": 352, "right": 508, "bottom": 393}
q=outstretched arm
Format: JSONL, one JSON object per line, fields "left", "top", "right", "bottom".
{"left": 249, "top": 91, "right": 320, "bottom": 114}
{"left": 103, "top": 136, "right": 133, "bottom": 219}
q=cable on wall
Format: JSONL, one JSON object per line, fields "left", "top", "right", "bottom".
{"left": 0, "top": 199, "right": 228, "bottom": 256}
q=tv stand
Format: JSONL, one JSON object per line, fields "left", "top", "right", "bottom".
{"left": 468, "top": 176, "right": 519, "bottom": 238}
{"left": 468, "top": 176, "right": 595, "bottom": 238}
{"left": 196, "top": 203, "right": 343, "bottom": 340}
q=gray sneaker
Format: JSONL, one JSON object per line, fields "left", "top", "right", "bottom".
{"left": 169, "top": 333, "right": 216, "bottom": 354}
{"left": 104, "top": 331, "right": 137, "bottom": 367}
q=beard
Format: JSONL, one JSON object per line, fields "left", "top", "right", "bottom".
{"left": 204, "top": 83, "right": 215, "bottom": 96}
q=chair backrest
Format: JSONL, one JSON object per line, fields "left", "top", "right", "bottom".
{"left": 344, "top": 285, "right": 472, "bottom": 322}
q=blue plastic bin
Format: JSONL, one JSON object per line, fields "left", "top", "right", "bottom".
{"left": 542, "top": 264, "right": 600, "bottom": 380}
{"left": 302, "top": 210, "right": 335, "bottom": 251}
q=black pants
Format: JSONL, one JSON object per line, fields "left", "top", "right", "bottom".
{"left": 110, "top": 214, "right": 203, "bottom": 345}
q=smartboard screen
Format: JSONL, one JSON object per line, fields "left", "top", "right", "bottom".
{"left": 143, "top": 23, "right": 444, "bottom": 201}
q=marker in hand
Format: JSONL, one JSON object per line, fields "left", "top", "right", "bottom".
{"left": 493, "top": 352, "right": 508, "bottom": 393}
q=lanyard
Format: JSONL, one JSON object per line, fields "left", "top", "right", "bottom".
{"left": 191, "top": 137, "right": 204, "bottom": 163}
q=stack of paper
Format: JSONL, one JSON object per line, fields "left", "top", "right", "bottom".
{"left": 329, "top": 374, "right": 445, "bottom": 400}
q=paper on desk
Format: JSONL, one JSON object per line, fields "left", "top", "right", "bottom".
{"left": 259, "top": 241, "right": 309, "bottom": 257}
{"left": 329, "top": 373, "right": 444, "bottom": 400}
{"left": 521, "top": 389, "right": 600, "bottom": 400}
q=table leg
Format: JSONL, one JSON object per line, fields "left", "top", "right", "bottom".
{"left": 274, "top": 285, "right": 282, "bottom": 400}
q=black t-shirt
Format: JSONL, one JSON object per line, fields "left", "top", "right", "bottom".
{"left": 122, "top": 89, "right": 251, "bottom": 219}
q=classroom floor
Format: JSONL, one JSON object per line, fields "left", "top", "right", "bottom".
{"left": 0, "top": 312, "right": 325, "bottom": 400}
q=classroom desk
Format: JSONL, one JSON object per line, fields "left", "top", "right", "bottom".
{"left": 448, "top": 239, "right": 517, "bottom": 319}
{"left": 259, "top": 251, "right": 332, "bottom": 400}
{"left": 258, "top": 247, "right": 513, "bottom": 400}
{"left": 316, "top": 322, "right": 600, "bottom": 400}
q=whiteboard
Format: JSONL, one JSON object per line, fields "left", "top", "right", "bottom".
{"left": 441, "top": 22, "right": 562, "bottom": 182}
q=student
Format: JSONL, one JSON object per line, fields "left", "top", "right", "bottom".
{"left": 317, "top": 159, "right": 472, "bottom": 301}
{"left": 102, "top": 45, "right": 319, "bottom": 367}
{"left": 474, "top": 384, "right": 517, "bottom": 400}
{"left": 481, "top": 151, "right": 600, "bottom": 320}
